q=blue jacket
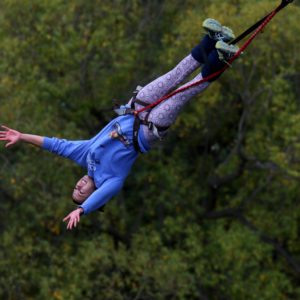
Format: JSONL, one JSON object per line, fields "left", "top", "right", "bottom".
{"left": 42, "top": 114, "right": 150, "bottom": 214}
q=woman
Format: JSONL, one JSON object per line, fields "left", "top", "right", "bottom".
{"left": 0, "top": 19, "right": 239, "bottom": 230}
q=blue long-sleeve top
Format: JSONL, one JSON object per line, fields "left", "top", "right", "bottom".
{"left": 42, "top": 114, "right": 150, "bottom": 214}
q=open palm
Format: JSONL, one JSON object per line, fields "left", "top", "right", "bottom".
{"left": 0, "top": 125, "right": 21, "bottom": 148}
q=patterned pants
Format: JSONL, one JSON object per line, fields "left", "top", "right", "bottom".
{"left": 134, "top": 54, "right": 209, "bottom": 144}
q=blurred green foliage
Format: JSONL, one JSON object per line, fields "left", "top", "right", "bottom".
{"left": 0, "top": 0, "right": 300, "bottom": 299}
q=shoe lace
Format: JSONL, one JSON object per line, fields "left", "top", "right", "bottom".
{"left": 213, "top": 32, "right": 225, "bottom": 41}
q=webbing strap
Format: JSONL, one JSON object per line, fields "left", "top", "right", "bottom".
{"left": 231, "top": 0, "right": 293, "bottom": 45}
{"left": 135, "top": 0, "right": 293, "bottom": 116}
{"left": 135, "top": 99, "right": 149, "bottom": 107}
{"left": 230, "top": 14, "right": 272, "bottom": 45}
{"left": 133, "top": 114, "right": 169, "bottom": 152}
{"left": 133, "top": 116, "right": 142, "bottom": 152}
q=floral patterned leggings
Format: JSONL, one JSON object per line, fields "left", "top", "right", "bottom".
{"left": 134, "top": 54, "right": 209, "bottom": 144}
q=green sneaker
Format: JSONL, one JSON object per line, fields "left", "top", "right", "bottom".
{"left": 202, "top": 18, "right": 235, "bottom": 42}
{"left": 215, "top": 41, "right": 239, "bottom": 62}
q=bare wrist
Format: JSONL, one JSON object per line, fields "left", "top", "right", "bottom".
{"left": 19, "top": 133, "right": 26, "bottom": 142}
{"left": 77, "top": 207, "right": 84, "bottom": 215}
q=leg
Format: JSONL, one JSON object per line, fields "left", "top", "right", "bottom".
{"left": 142, "top": 44, "right": 239, "bottom": 144}
{"left": 202, "top": 42, "right": 240, "bottom": 81}
{"left": 191, "top": 35, "right": 217, "bottom": 65}
{"left": 134, "top": 18, "right": 236, "bottom": 108}
{"left": 142, "top": 72, "right": 210, "bottom": 144}
{"left": 135, "top": 54, "right": 201, "bottom": 107}
{"left": 134, "top": 34, "right": 221, "bottom": 109}
{"left": 148, "top": 48, "right": 224, "bottom": 128}
{"left": 136, "top": 20, "right": 238, "bottom": 143}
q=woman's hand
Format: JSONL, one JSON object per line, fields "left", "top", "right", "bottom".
{"left": 63, "top": 208, "right": 83, "bottom": 230}
{"left": 0, "top": 125, "right": 21, "bottom": 148}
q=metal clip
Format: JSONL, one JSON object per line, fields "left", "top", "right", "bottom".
{"left": 114, "top": 107, "right": 127, "bottom": 115}
{"left": 114, "top": 107, "right": 134, "bottom": 116}
{"left": 150, "top": 123, "right": 163, "bottom": 140}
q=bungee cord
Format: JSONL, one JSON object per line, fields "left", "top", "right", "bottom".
{"left": 134, "top": 0, "right": 294, "bottom": 116}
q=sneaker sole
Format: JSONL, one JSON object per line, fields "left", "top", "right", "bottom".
{"left": 202, "top": 19, "right": 222, "bottom": 33}
{"left": 203, "top": 19, "right": 235, "bottom": 41}
{"left": 216, "top": 41, "right": 239, "bottom": 55}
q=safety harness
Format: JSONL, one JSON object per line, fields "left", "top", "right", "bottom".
{"left": 113, "top": 0, "right": 294, "bottom": 153}
{"left": 114, "top": 86, "right": 170, "bottom": 152}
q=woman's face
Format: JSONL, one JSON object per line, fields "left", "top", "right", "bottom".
{"left": 72, "top": 175, "right": 95, "bottom": 203}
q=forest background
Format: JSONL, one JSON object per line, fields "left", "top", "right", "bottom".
{"left": 0, "top": 0, "right": 300, "bottom": 299}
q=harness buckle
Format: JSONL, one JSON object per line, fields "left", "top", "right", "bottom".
{"left": 148, "top": 122, "right": 163, "bottom": 140}
{"left": 114, "top": 107, "right": 134, "bottom": 116}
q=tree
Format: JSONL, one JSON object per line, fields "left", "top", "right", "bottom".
{"left": 0, "top": 0, "right": 299, "bottom": 299}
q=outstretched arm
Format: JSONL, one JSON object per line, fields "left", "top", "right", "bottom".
{"left": 0, "top": 125, "right": 44, "bottom": 148}
{"left": 62, "top": 177, "right": 124, "bottom": 230}
{"left": 1, "top": 125, "right": 91, "bottom": 167}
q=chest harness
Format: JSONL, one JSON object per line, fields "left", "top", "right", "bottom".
{"left": 112, "top": 0, "right": 293, "bottom": 153}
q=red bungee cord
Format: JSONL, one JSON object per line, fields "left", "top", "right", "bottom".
{"left": 134, "top": 0, "right": 294, "bottom": 116}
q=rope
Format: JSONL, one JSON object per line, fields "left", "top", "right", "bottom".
{"left": 135, "top": 0, "right": 293, "bottom": 116}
